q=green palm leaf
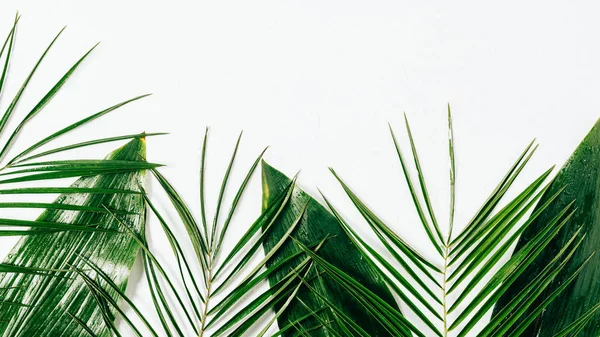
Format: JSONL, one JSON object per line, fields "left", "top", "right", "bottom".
{"left": 321, "top": 107, "right": 595, "bottom": 336}
{"left": 68, "top": 131, "right": 341, "bottom": 337}
{"left": 494, "top": 118, "right": 600, "bottom": 336}
{"left": 3, "top": 10, "right": 599, "bottom": 337}
{"left": 0, "top": 14, "right": 164, "bottom": 337}
{"left": 0, "top": 138, "right": 147, "bottom": 337}
{"left": 261, "top": 161, "right": 402, "bottom": 337}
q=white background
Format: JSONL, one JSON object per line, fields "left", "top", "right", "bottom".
{"left": 0, "top": 1, "right": 599, "bottom": 336}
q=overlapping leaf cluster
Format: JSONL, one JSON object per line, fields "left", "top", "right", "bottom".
{"left": 78, "top": 128, "right": 397, "bottom": 337}
{"left": 316, "top": 108, "right": 600, "bottom": 336}
{"left": 2, "top": 12, "right": 600, "bottom": 337}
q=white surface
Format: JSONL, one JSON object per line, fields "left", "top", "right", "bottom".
{"left": 0, "top": 1, "right": 598, "bottom": 336}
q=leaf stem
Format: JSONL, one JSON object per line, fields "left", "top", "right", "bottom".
{"left": 199, "top": 260, "right": 214, "bottom": 337}
{"left": 443, "top": 104, "right": 456, "bottom": 336}
{"left": 442, "top": 244, "right": 450, "bottom": 337}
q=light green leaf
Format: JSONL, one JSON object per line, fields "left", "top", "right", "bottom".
{"left": 0, "top": 138, "right": 147, "bottom": 337}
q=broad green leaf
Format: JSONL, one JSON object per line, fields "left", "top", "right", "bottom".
{"left": 0, "top": 138, "right": 147, "bottom": 337}
{"left": 261, "top": 161, "right": 400, "bottom": 337}
{"left": 494, "top": 118, "right": 600, "bottom": 336}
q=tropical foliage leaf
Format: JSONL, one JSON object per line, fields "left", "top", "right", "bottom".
{"left": 17, "top": 113, "right": 596, "bottom": 337}
{"left": 316, "top": 107, "right": 596, "bottom": 336}
{"left": 0, "top": 138, "right": 147, "bottom": 337}
{"left": 0, "top": 15, "right": 157, "bottom": 228}
{"left": 3, "top": 10, "right": 600, "bottom": 337}
{"left": 58, "top": 130, "right": 347, "bottom": 337}
{"left": 261, "top": 161, "right": 402, "bottom": 337}
{"left": 494, "top": 118, "right": 600, "bottom": 336}
{"left": 0, "top": 13, "right": 164, "bottom": 337}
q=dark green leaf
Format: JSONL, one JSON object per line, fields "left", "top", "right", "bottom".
{"left": 494, "top": 118, "right": 600, "bottom": 336}
{"left": 261, "top": 161, "right": 400, "bottom": 337}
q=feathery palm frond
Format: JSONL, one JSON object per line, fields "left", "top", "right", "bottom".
{"left": 0, "top": 13, "right": 352, "bottom": 335}
{"left": 0, "top": 14, "right": 165, "bottom": 336}
{"left": 0, "top": 15, "right": 161, "bottom": 233}
{"left": 2, "top": 11, "right": 599, "bottom": 337}
{"left": 309, "top": 106, "right": 598, "bottom": 336}
{"left": 71, "top": 130, "right": 340, "bottom": 337}
{"left": 101, "top": 112, "right": 598, "bottom": 337}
